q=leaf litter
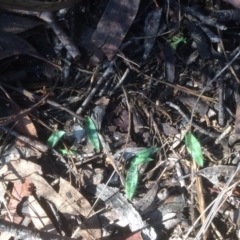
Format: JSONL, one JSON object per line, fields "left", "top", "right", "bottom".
{"left": 0, "top": 0, "right": 240, "bottom": 239}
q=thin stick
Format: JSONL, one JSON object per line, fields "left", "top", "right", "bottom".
{"left": 166, "top": 102, "right": 219, "bottom": 138}
{"left": 1, "top": 83, "right": 84, "bottom": 121}
{"left": 189, "top": 47, "right": 240, "bottom": 129}
{"left": 195, "top": 163, "right": 240, "bottom": 239}
{"left": 76, "top": 62, "right": 114, "bottom": 115}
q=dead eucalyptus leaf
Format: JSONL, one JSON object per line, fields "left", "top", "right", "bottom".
{"left": 0, "top": 0, "right": 80, "bottom": 12}
{"left": 0, "top": 31, "right": 59, "bottom": 68}
{"left": 91, "top": 0, "right": 139, "bottom": 61}
{"left": 0, "top": 13, "right": 43, "bottom": 34}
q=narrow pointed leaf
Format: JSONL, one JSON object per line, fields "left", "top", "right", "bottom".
{"left": 125, "top": 165, "right": 138, "bottom": 200}
{"left": 134, "top": 147, "right": 159, "bottom": 160}
{"left": 47, "top": 130, "right": 65, "bottom": 148}
{"left": 84, "top": 116, "right": 100, "bottom": 151}
{"left": 125, "top": 147, "right": 158, "bottom": 200}
{"left": 170, "top": 36, "right": 187, "bottom": 49}
{"left": 59, "top": 149, "right": 77, "bottom": 156}
{"left": 185, "top": 132, "right": 203, "bottom": 167}
{"left": 132, "top": 157, "right": 154, "bottom": 166}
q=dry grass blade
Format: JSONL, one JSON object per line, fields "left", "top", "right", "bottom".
{"left": 193, "top": 161, "right": 207, "bottom": 239}
{"left": 195, "top": 162, "right": 240, "bottom": 240}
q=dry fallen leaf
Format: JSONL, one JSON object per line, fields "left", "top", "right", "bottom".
{"left": 25, "top": 195, "right": 58, "bottom": 234}
{"left": 223, "top": 0, "right": 240, "bottom": 8}
{"left": 0, "top": 178, "right": 34, "bottom": 240}
{"left": 0, "top": 13, "right": 43, "bottom": 34}
{"left": 91, "top": 0, "right": 140, "bottom": 61}
{"left": 59, "top": 178, "right": 102, "bottom": 240}
{"left": 0, "top": 31, "right": 58, "bottom": 67}
{"left": 0, "top": 160, "right": 101, "bottom": 240}
{"left": 0, "top": 0, "right": 80, "bottom": 12}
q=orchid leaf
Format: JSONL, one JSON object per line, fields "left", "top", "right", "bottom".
{"left": 185, "top": 132, "right": 203, "bottom": 167}
{"left": 125, "top": 165, "right": 138, "bottom": 200}
{"left": 125, "top": 147, "right": 159, "bottom": 200}
{"left": 84, "top": 116, "right": 100, "bottom": 151}
{"left": 47, "top": 130, "right": 65, "bottom": 148}
{"left": 133, "top": 147, "right": 159, "bottom": 162}
{"left": 59, "top": 149, "right": 77, "bottom": 156}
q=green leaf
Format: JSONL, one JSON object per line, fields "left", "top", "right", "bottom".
{"left": 125, "top": 165, "right": 138, "bottom": 200}
{"left": 134, "top": 147, "right": 159, "bottom": 162}
{"left": 125, "top": 147, "right": 159, "bottom": 200}
{"left": 132, "top": 157, "right": 153, "bottom": 166}
{"left": 185, "top": 132, "right": 203, "bottom": 167}
{"left": 59, "top": 149, "right": 77, "bottom": 156}
{"left": 84, "top": 116, "right": 100, "bottom": 151}
{"left": 47, "top": 130, "right": 65, "bottom": 148}
{"left": 168, "top": 33, "right": 187, "bottom": 50}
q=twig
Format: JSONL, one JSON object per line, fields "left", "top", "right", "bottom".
{"left": 189, "top": 47, "right": 240, "bottom": 136}
{"left": 215, "top": 125, "right": 232, "bottom": 144}
{"left": 166, "top": 102, "right": 220, "bottom": 138}
{"left": 216, "top": 28, "right": 240, "bottom": 83}
{"left": 98, "top": 133, "right": 125, "bottom": 186}
{"left": 108, "top": 68, "right": 130, "bottom": 96}
{"left": 218, "top": 77, "right": 225, "bottom": 127}
{"left": 0, "top": 90, "right": 49, "bottom": 126}
{"left": 195, "top": 162, "right": 240, "bottom": 240}
{"left": 1, "top": 83, "right": 84, "bottom": 121}
{"left": 76, "top": 61, "right": 114, "bottom": 115}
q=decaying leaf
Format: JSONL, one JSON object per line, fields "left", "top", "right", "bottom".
{"left": 0, "top": 160, "right": 101, "bottom": 240}
{"left": 197, "top": 165, "right": 237, "bottom": 187}
{"left": 132, "top": 107, "right": 150, "bottom": 144}
{"left": 113, "top": 109, "right": 129, "bottom": 133}
{"left": 86, "top": 184, "right": 157, "bottom": 239}
{"left": 0, "top": 160, "right": 42, "bottom": 181}
{"left": 90, "top": 0, "right": 139, "bottom": 61}
{"left": 146, "top": 194, "right": 185, "bottom": 230}
{"left": 0, "top": 0, "right": 80, "bottom": 12}
{"left": 0, "top": 13, "right": 43, "bottom": 34}
{"left": 91, "top": 97, "right": 110, "bottom": 131}
{"left": 59, "top": 178, "right": 101, "bottom": 240}
{"left": 223, "top": 0, "right": 240, "bottom": 8}
{"left": 1, "top": 144, "right": 42, "bottom": 163}
{"left": 79, "top": 165, "right": 105, "bottom": 186}
{"left": 0, "top": 31, "right": 55, "bottom": 65}
{"left": 179, "top": 95, "right": 209, "bottom": 117}
{"left": 143, "top": 8, "right": 162, "bottom": 60}
{"left": 22, "top": 195, "right": 58, "bottom": 234}
{"left": 164, "top": 44, "right": 175, "bottom": 83}
{"left": 0, "top": 178, "right": 34, "bottom": 240}
{"left": 134, "top": 183, "right": 159, "bottom": 214}
{"left": 186, "top": 21, "right": 211, "bottom": 60}
{"left": 12, "top": 102, "right": 38, "bottom": 138}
